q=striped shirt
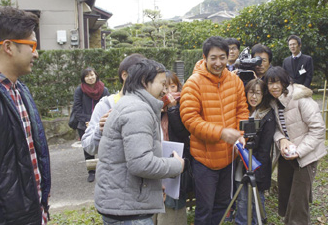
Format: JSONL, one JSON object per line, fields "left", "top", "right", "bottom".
{"left": 0, "top": 74, "right": 47, "bottom": 224}
{"left": 278, "top": 101, "right": 289, "bottom": 139}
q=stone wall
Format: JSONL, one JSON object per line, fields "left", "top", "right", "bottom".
{"left": 42, "top": 117, "right": 77, "bottom": 145}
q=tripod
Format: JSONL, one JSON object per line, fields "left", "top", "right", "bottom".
{"left": 219, "top": 136, "right": 266, "bottom": 225}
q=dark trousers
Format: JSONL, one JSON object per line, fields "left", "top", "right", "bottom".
{"left": 78, "top": 129, "right": 95, "bottom": 173}
{"left": 278, "top": 156, "right": 317, "bottom": 225}
{"left": 193, "top": 159, "right": 232, "bottom": 225}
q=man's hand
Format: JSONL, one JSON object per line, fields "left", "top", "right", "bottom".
{"left": 237, "top": 136, "right": 246, "bottom": 148}
{"left": 172, "top": 151, "right": 185, "bottom": 173}
{"left": 232, "top": 69, "right": 239, "bottom": 75}
{"left": 99, "top": 109, "right": 112, "bottom": 132}
{"left": 221, "top": 128, "right": 242, "bottom": 145}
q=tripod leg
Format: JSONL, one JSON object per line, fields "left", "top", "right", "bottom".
{"left": 219, "top": 182, "right": 244, "bottom": 225}
{"left": 255, "top": 187, "right": 267, "bottom": 224}
{"left": 252, "top": 187, "right": 263, "bottom": 225}
{"left": 247, "top": 183, "right": 252, "bottom": 225}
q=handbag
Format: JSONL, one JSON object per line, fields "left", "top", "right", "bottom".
{"left": 68, "top": 111, "right": 78, "bottom": 129}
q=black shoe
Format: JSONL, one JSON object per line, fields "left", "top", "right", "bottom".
{"left": 87, "top": 171, "right": 95, "bottom": 182}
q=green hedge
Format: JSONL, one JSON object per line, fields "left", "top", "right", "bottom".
{"left": 20, "top": 48, "right": 178, "bottom": 116}
{"left": 180, "top": 49, "right": 203, "bottom": 81}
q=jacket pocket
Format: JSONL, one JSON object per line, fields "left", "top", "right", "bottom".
{"left": 137, "top": 178, "right": 150, "bottom": 202}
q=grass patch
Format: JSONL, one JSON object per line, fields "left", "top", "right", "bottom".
{"left": 49, "top": 206, "right": 102, "bottom": 225}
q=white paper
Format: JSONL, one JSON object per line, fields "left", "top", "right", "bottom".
{"left": 162, "top": 141, "right": 184, "bottom": 199}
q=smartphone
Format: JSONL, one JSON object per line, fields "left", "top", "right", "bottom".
{"left": 239, "top": 118, "right": 260, "bottom": 137}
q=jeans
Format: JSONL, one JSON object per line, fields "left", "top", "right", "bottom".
{"left": 102, "top": 216, "right": 154, "bottom": 225}
{"left": 192, "top": 159, "right": 232, "bottom": 225}
{"left": 235, "top": 182, "right": 266, "bottom": 225}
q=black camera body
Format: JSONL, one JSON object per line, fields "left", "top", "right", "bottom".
{"left": 240, "top": 117, "right": 260, "bottom": 138}
{"left": 235, "top": 47, "right": 262, "bottom": 84}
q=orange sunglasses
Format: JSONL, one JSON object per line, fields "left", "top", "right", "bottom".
{"left": 0, "top": 39, "right": 37, "bottom": 53}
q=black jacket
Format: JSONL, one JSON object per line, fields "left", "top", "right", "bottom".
{"left": 72, "top": 85, "right": 109, "bottom": 131}
{"left": 0, "top": 80, "right": 51, "bottom": 225}
{"left": 282, "top": 54, "right": 313, "bottom": 88}
{"left": 251, "top": 108, "right": 276, "bottom": 191}
{"left": 166, "top": 104, "right": 193, "bottom": 194}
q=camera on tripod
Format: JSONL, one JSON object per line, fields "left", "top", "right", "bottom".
{"left": 235, "top": 47, "right": 262, "bottom": 85}
{"left": 220, "top": 117, "right": 266, "bottom": 225}
{"left": 239, "top": 117, "right": 260, "bottom": 139}
{"left": 238, "top": 117, "right": 262, "bottom": 171}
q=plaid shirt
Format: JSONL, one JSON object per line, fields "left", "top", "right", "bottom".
{"left": 0, "top": 74, "right": 47, "bottom": 224}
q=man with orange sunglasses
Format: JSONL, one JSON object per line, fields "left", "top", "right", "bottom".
{"left": 0, "top": 6, "right": 51, "bottom": 224}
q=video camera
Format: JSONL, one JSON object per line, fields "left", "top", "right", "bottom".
{"left": 235, "top": 47, "right": 262, "bottom": 84}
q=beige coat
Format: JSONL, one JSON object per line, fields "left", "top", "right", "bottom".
{"left": 271, "top": 84, "right": 327, "bottom": 168}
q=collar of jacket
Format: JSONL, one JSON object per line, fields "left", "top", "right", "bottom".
{"left": 252, "top": 107, "right": 271, "bottom": 120}
{"left": 193, "top": 59, "right": 229, "bottom": 85}
{"left": 128, "top": 89, "right": 164, "bottom": 116}
{"left": 278, "top": 84, "right": 313, "bottom": 107}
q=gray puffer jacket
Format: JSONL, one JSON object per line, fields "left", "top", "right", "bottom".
{"left": 95, "top": 89, "right": 182, "bottom": 216}
{"left": 272, "top": 84, "right": 327, "bottom": 168}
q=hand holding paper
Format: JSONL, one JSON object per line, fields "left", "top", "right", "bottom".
{"left": 162, "top": 141, "right": 184, "bottom": 199}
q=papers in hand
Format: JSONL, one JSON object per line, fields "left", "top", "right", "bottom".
{"left": 162, "top": 141, "right": 184, "bottom": 199}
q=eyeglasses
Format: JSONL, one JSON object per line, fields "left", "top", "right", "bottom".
{"left": 0, "top": 39, "right": 37, "bottom": 53}
{"left": 248, "top": 91, "right": 262, "bottom": 97}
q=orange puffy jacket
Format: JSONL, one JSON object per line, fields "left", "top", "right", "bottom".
{"left": 180, "top": 59, "right": 249, "bottom": 170}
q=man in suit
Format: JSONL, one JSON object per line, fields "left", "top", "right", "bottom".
{"left": 282, "top": 35, "right": 313, "bottom": 88}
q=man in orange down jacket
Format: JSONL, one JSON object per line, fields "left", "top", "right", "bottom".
{"left": 180, "top": 36, "right": 249, "bottom": 225}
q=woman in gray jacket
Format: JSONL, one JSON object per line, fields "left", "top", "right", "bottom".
{"left": 81, "top": 54, "right": 145, "bottom": 156}
{"left": 264, "top": 66, "right": 326, "bottom": 225}
{"left": 95, "top": 59, "right": 184, "bottom": 225}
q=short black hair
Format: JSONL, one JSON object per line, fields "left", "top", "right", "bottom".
{"left": 81, "top": 67, "right": 99, "bottom": 84}
{"left": 0, "top": 6, "right": 39, "bottom": 41}
{"left": 251, "top": 44, "right": 273, "bottom": 63}
{"left": 264, "top": 66, "right": 291, "bottom": 97}
{"left": 226, "top": 38, "right": 240, "bottom": 50}
{"left": 118, "top": 53, "right": 146, "bottom": 83}
{"left": 287, "top": 35, "right": 302, "bottom": 46}
{"left": 202, "top": 36, "right": 229, "bottom": 59}
{"left": 123, "top": 59, "right": 166, "bottom": 94}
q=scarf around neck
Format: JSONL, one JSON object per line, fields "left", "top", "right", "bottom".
{"left": 81, "top": 81, "right": 105, "bottom": 100}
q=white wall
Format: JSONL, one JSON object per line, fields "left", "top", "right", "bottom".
{"left": 14, "top": 0, "right": 78, "bottom": 50}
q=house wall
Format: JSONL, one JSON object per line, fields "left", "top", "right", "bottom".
{"left": 14, "top": 0, "right": 78, "bottom": 50}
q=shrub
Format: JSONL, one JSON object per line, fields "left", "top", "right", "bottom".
{"left": 20, "top": 48, "right": 178, "bottom": 116}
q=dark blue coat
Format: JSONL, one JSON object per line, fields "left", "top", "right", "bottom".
{"left": 252, "top": 108, "right": 276, "bottom": 191}
{"left": 72, "top": 85, "right": 109, "bottom": 131}
{"left": 0, "top": 79, "right": 51, "bottom": 225}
